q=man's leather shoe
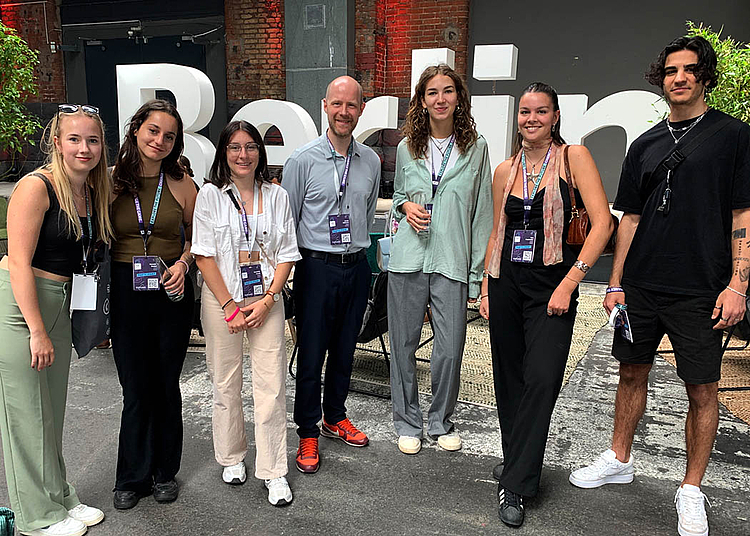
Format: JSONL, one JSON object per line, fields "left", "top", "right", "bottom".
{"left": 153, "top": 480, "right": 179, "bottom": 503}
{"left": 113, "top": 490, "right": 141, "bottom": 510}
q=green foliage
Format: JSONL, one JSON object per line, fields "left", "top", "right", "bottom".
{"left": 687, "top": 21, "right": 750, "bottom": 124}
{"left": 0, "top": 22, "right": 41, "bottom": 157}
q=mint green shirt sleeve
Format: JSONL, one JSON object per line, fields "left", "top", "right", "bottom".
{"left": 388, "top": 136, "right": 493, "bottom": 299}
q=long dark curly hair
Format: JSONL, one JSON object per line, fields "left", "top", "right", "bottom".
{"left": 113, "top": 99, "right": 185, "bottom": 195}
{"left": 207, "top": 120, "right": 269, "bottom": 189}
{"left": 402, "top": 64, "right": 477, "bottom": 159}
{"left": 645, "top": 35, "right": 718, "bottom": 94}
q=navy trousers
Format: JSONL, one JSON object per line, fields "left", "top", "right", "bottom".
{"left": 292, "top": 255, "right": 371, "bottom": 438}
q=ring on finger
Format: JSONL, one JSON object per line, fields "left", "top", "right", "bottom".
{"left": 713, "top": 306, "right": 722, "bottom": 310}
{"left": 721, "top": 317, "right": 729, "bottom": 322}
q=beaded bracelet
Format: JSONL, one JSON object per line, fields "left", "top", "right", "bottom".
{"left": 224, "top": 307, "right": 240, "bottom": 322}
{"left": 606, "top": 286, "right": 624, "bottom": 294}
{"left": 726, "top": 285, "right": 747, "bottom": 298}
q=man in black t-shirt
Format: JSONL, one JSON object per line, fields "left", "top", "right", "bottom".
{"left": 570, "top": 36, "right": 750, "bottom": 536}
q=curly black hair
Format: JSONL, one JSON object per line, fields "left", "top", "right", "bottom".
{"left": 645, "top": 35, "right": 718, "bottom": 93}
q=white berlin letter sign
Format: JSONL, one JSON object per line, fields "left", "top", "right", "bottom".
{"left": 116, "top": 46, "right": 668, "bottom": 179}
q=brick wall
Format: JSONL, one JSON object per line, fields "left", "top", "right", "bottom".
{"left": 354, "top": 0, "right": 470, "bottom": 98}
{"left": 0, "top": 0, "right": 65, "bottom": 102}
{"left": 224, "top": 0, "right": 286, "bottom": 101}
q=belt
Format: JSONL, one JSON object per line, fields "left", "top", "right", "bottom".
{"left": 300, "top": 248, "right": 366, "bottom": 265}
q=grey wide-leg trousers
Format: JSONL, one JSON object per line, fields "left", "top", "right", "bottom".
{"left": 387, "top": 271, "right": 468, "bottom": 438}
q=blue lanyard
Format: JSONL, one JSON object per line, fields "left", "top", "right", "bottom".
{"left": 133, "top": 171, "right": 164, "bottom": 255}
{"left": 327, "top": 136, "right": 354, "bottom": 212}
{"left": 430, "top": 135, "right": 455, "bottom": 197}
{"left": 521, "top": 145, "right": 552, "bottom": 228}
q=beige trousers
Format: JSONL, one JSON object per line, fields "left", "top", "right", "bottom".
{"left": 201, "top": 284, "right": 288, "bottom": 479}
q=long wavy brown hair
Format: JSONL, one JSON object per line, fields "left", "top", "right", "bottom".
{"left": 402, "top": 64, "right": 477, "bottom": 159}
{"left": 112, "top": 99, "right": 185, "bottom": 195}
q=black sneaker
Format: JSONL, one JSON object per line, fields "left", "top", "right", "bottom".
{"left": 498, "top": 485, "right": 524, "bottom": 527}
{"left": 154, "top": 480, "right": 179, "bottom": 503}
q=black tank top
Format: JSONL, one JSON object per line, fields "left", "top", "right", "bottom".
{"left": 29, "top": 173, "right": 96, "bottom": 277}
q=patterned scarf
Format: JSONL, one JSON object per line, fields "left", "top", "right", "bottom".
{"left": 487, "top": 143, "right": 564, "bottom": 277}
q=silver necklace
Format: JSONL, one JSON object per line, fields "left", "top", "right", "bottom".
{"left": 430, "top": 136, "right": 451, "bottom": 157}
{"left": 666, "top": 109, "right": 708, "bottom": 144}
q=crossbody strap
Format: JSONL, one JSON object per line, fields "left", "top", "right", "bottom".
{"left": 640, "top": 114, "right": 733, "bottom": 202}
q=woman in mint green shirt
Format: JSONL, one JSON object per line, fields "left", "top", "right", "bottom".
{"left": 387, "top": 64, "right": 492, "bottom": 456}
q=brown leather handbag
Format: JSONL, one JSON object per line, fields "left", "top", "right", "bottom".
{"left": 563, "top": 145, "right": 618, "bottom": 254}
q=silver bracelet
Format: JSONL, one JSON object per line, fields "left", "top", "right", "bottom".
{"left": 726, "top": 285, "right": 747, "bottom": 298}
{"left": 573, "top": 260, "right": 590, "bottom": 274}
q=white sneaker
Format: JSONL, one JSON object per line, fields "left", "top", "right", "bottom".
{"left": 398, "top": 435, "right": 422, "bottom": 454}
{"left": 67, "top": 504, "right": 104, "bottom": 527}
{"left": 19, "top": 516, "right": 87, "bottom": 536}
{"left": 675, "top": 484, "right": 709, "bottom": 536}
{"left": 222, "top": 461, "right": 247, "bottom": 485}
{"left": 569, "top": 448, "right": 635, "bottom": 488}
{"left": 264, "top": 476, "right": 293, "bottom": 506}
{"left": 437, "top": 430, "right": 462, "bottom": 451}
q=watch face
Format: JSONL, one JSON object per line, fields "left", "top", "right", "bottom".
{"left": 272, "top": 292, "right": 280, "bottom": 302}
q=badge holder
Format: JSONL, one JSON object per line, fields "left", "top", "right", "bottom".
{"left": 511, "top": 229, "right": 537, "bottom": 263}
{"left": 329, "top": 213, "right": 352, "bottom": 245}
{"left": 609, "top": 303, "right": 634, "bottom": 343}
{"left": 132, "top": 255, "right": 162, "bottom": 291}
{"left": 71, "top": 271, "right": 98, "bottom": 310}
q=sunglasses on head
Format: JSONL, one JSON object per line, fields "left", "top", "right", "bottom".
{"left": 58, "top": 104, "right": 100, "bottom": 115}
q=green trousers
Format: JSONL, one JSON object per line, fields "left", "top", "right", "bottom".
{"left": 0, "top": 269, "right": 79, "bottom": 532}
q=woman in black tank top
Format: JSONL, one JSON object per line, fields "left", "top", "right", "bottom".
{"left": 479, "top": 83, "right": 614, "bottom": 528}
{"left": 0, "top": 106, "right": 113, "bottom": 534}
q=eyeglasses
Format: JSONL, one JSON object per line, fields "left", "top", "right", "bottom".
{"left": 58, "top": 104, "right": 100, "bottom": 115}
{"left": 227, "top": 143, "right": 260, "bottom": 155}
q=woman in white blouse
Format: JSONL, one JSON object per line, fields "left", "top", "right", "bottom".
{"left": 192, "top": 120, "right": 300, "bottom": 507}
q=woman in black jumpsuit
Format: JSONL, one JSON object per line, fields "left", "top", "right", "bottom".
{"left": 479, "top": 82, "right": 614, "bottom": 527}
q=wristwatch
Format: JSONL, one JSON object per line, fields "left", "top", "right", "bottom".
{"left": 265, "top": 290, "right": 280, "bottom": 302}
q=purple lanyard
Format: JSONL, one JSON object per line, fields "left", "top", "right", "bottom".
{"left": 327, "top": 136, "right": 354, "bottom": 211}
{"left": 226, "top": 183, "right": 259, "bottom": 252}
{"left": 520, "top": 145, "right": 552, "bottom": 228}
{"left": 133, "top": 171, "right": 164, "bottom": 255}
{"left": 430, "top": 135, "right": 455, "bottom": 197}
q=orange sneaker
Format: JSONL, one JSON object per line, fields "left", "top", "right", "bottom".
{"left": 321, "top": 417, "right": 369, "bottom": 447}
{"left": 296, "top": 437, "right": 320, "bottom": 473}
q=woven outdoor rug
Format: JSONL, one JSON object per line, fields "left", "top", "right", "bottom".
{"left": 659, "top": 336, "right": 750, "bottom": 425}
{"left": 281, "top": 293, "right": 608, "bottom": 408}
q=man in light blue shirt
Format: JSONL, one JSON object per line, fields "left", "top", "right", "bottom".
{"left": 282, "top": 76, "right": 381, "bottom": 474}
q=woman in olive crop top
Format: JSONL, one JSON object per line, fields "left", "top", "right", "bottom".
{"left": 109, "top": 100, "right": 197, "bottom": 510}
{"left": 0, "top": 106, "right": 113, "bottom": 535}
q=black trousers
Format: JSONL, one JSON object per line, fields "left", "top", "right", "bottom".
{"left": 488, "top": 259, "right": 578, "bottom": 497}
{"left": 110, "top": 261, "right": 194, "bottom": 493}
{"left": 293, "top": 255, "right": 370, "bottom": 438}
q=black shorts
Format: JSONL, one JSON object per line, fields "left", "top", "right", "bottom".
{"left": 611, "top": 285, "right": 723, "bottom": 384}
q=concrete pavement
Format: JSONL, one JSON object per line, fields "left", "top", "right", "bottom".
{"left": 0, "top": 325, "right": 748, "bottom": 535}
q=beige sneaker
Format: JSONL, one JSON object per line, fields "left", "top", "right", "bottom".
{"left": 398, "top": 436, "right": 422, "bottom": 454}
{"left": 437, "top": 431, "right": 462, "bottom": 451}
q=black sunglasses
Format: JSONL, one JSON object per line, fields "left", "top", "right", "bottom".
{"left": 58, "top": 104, "right": 100, "bottom": 115}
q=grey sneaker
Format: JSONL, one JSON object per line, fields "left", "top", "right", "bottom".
{"left": 498, "top": 486, "right": 524, "bottom": 527}
{"left": 569, "top": 449, "right": 634, "bottom": 489}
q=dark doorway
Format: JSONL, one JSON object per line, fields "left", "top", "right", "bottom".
{"left": 83, "top": 36, "right": 207, "bottom": 160}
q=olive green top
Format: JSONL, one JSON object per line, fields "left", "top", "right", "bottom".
{"left": 111, "top": 175, "right": 184, "bottom": 262}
